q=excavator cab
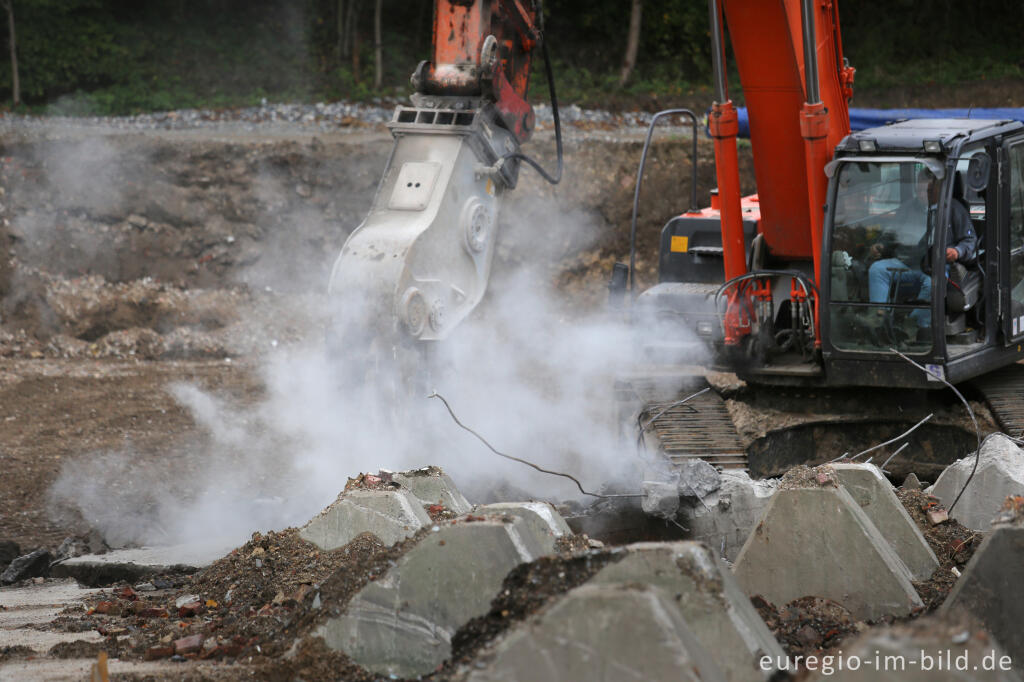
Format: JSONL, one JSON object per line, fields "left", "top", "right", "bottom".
{"left": 820, "top": 118, "right": 1024, "bottom": 387}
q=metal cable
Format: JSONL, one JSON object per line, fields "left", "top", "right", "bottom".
{"left": 429, "top": 392, "right": 642, "bottom": 499}
{"left": 891, "top": 349, "right": 981, "bottom": 513}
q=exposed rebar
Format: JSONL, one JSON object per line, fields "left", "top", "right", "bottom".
{"left": 830, "top": 413, "right": 933, "bottom": 462}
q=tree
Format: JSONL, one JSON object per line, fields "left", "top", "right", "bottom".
{"left": 0, "top": 0, "right": 18, "bottom": 106}
{"left": 373, "top": 0, "right": 382, "bottom": 88}
{"left": 618, "top": 0, "right": 642, "bottom": 88}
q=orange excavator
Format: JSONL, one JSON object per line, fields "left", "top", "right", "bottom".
{"left": 329, "top": 0, "right": 1024, "bottom": 472}
{"left": 631, "top": 0, "right": 1024, "bottom": 390}
{"left": 624, "top": 0, "right": 1024, "bottom": 474}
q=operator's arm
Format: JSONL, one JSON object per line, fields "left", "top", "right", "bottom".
{"left": 946, "top": 201, "right": 977, "bottom": 264}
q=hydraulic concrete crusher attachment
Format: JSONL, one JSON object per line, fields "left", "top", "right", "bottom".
{"left": 328, "top": 0, "right": 560, "bottom": 347}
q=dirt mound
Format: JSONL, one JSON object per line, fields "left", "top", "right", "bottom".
{"left": 43, "top": 528, "right": 420, "bottom": 677}
{"left": 752, "top": 594, "right": 864, "bottom": 656}
{"left": 896, "top": 487, "right": 983, "bottom": 610}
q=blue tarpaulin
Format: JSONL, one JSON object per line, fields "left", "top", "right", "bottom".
{"left": 733, "top": 107, "right": 1024, "bottom": 138}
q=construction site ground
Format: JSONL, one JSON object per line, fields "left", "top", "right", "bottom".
{"left": 2, "top": 81, "right": 1023, "bottom": 679}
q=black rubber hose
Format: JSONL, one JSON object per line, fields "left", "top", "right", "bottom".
{"left": 500, "top": 26, "right": 562, "bottom": 185}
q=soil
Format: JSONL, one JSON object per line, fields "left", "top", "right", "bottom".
{"left": 896, "top": 487, "right": 983, "bottom": 610}
{"left": 33, "top": 528, "right": 423, "bottom": 680}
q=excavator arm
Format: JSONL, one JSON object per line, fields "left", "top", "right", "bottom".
{"left": 328, "top": 0, "right": 544, "bottom": 348}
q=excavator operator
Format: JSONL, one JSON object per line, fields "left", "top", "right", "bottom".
{"left": 867, "top": 167, "right": 977, "bottom": 311}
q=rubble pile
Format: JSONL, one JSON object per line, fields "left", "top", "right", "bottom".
{"left": 895, "top": 487, "right": 982, "bottom": 609}
{"left": 6, "top": 451, "right": 1024, "bottom": 679}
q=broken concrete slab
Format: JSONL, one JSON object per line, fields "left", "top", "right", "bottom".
{"left": 391, "top": 466, "right": 472, "bottom": 514}
{"left": 928, "top": 434, "right": 1024, "bottom": 531}
{"left": 299, "top": 487, "right": 432, "bottom": 550}
{"left": 733, "top": 483, "right": 923, "bottom": 621}
{"left": 832, "top": 463, "right": 939, "bottom": 580}
{"left": 590, "top": 542, "right": 784, "bottom": 681}
{"left": 50, "top": 540, "right": 235, "bottom": 587}
{"left": 317, "top": 513, "right": 557, "bottom": 678}
{"left": 464, "top": 582, "right": 727, "bottom": 682}
{"left": 803, "top": 611, "right": 1021, "bottom": 681}
{"left": 641, "top": 480, "right": 680, "bottom": 519}
{"left": 942, "top": 508, "right": 1024, "bottom": 666}
{"left": 680, "top": 470, "right": 778, "bottom": 562}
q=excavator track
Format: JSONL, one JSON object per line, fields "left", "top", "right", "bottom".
{"left": 973, "top": 362, "right": 1024, "bottom": 438}
{"left": 620, "top": 372, "right": 748, "bottom": 470}
{"left": 622, "top": 361, "right": 1024, "bottom": 478}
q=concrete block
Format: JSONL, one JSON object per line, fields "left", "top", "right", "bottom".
{"left": 804, "top": 611, "right": 1021, "bottom": 681}
{"left": 928, "top": 434, "right": 1024, "bottom": 531}
{"left": 317, "top": 514, "right": 556, "bottom": 677}
{"left": 391, "top": 466, "right": 472, "bottom": 514}
{"left": 590, "top": 542, "right": 784, "bottom": 681}
{"left": 299, "top": 488, "right": 432, "bottom": 550}
{"left": 832, "top": 463, "right": 939, "bottom": 580}
{"left": 475, "top": 502, "right": 571, "bottom": 552}
{"left": 464, "top": 582, "right": 726, "bottom": 682}
{"left": 942, "top": 516, "right": 1024, "bottom": 666}
{"left": 680, "top": 470, "right": 778, "bottom": 562}
{"left": 733, "top": 486, "right": 923, "bottom": 621}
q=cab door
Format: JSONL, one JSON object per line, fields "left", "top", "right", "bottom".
{"left": 1002, "top": 135, "right": 1024, "bottom": 342}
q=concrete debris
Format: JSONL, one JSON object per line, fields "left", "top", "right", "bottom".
{"left": 941, "top": 500, "right": 1024, "bottom": 666}
{"left": 832, "top": 463, "right": 939, "bottom": 581}
{"left": 676, "top": 458, "right": 721, "bottom": 499}
{"left": 733, "top": 485, "right": 923, "bottom": 621}
{"left": 51, "top": 541, "right": 235, "bottom": 587}
{"left": 680, "top": 470, "right": 778, "bottom": 562}
{"left": 316, "top": 512, "right": 562, "bottom": 677}
{"left": 463, "top": 583, "right": 727, "bottom": 682}
{"left": 589, "top": 542, "right": 785, "bottom": 681}
{"left": 927, "top": 508, "right": 950, "bottom": 525}
{"left": 54, "top": 537, "right": 88, "bottom": 561}
{"left": 928, "top": 434, "right": 1024, "bottom": 531}
{"left": 1, "top": 548, "right": 52, "bottom": 585}
{"left": 903, "top": 472, "right": 922, "bottom": 490}
{"left": 804, "top": 611, "right": 1021, "bottom": 681}
{"left": 641, "top": 480, "right": 680, "bottom": 519}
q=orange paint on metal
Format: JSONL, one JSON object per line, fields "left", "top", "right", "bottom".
{"left": 719, "top": 0, "right": 851, "bottom": 261}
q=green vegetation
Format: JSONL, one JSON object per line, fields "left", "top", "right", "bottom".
{"left": 0, "top": 0, "right": 1019, "bottom": 115}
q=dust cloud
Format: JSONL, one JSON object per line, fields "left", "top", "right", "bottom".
{"left": 43, "top": 137, "right": 707, "bottom": 549}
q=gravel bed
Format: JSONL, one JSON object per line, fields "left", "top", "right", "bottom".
{"left": 0, "top": 100, "right": 692, "bottom": 134}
